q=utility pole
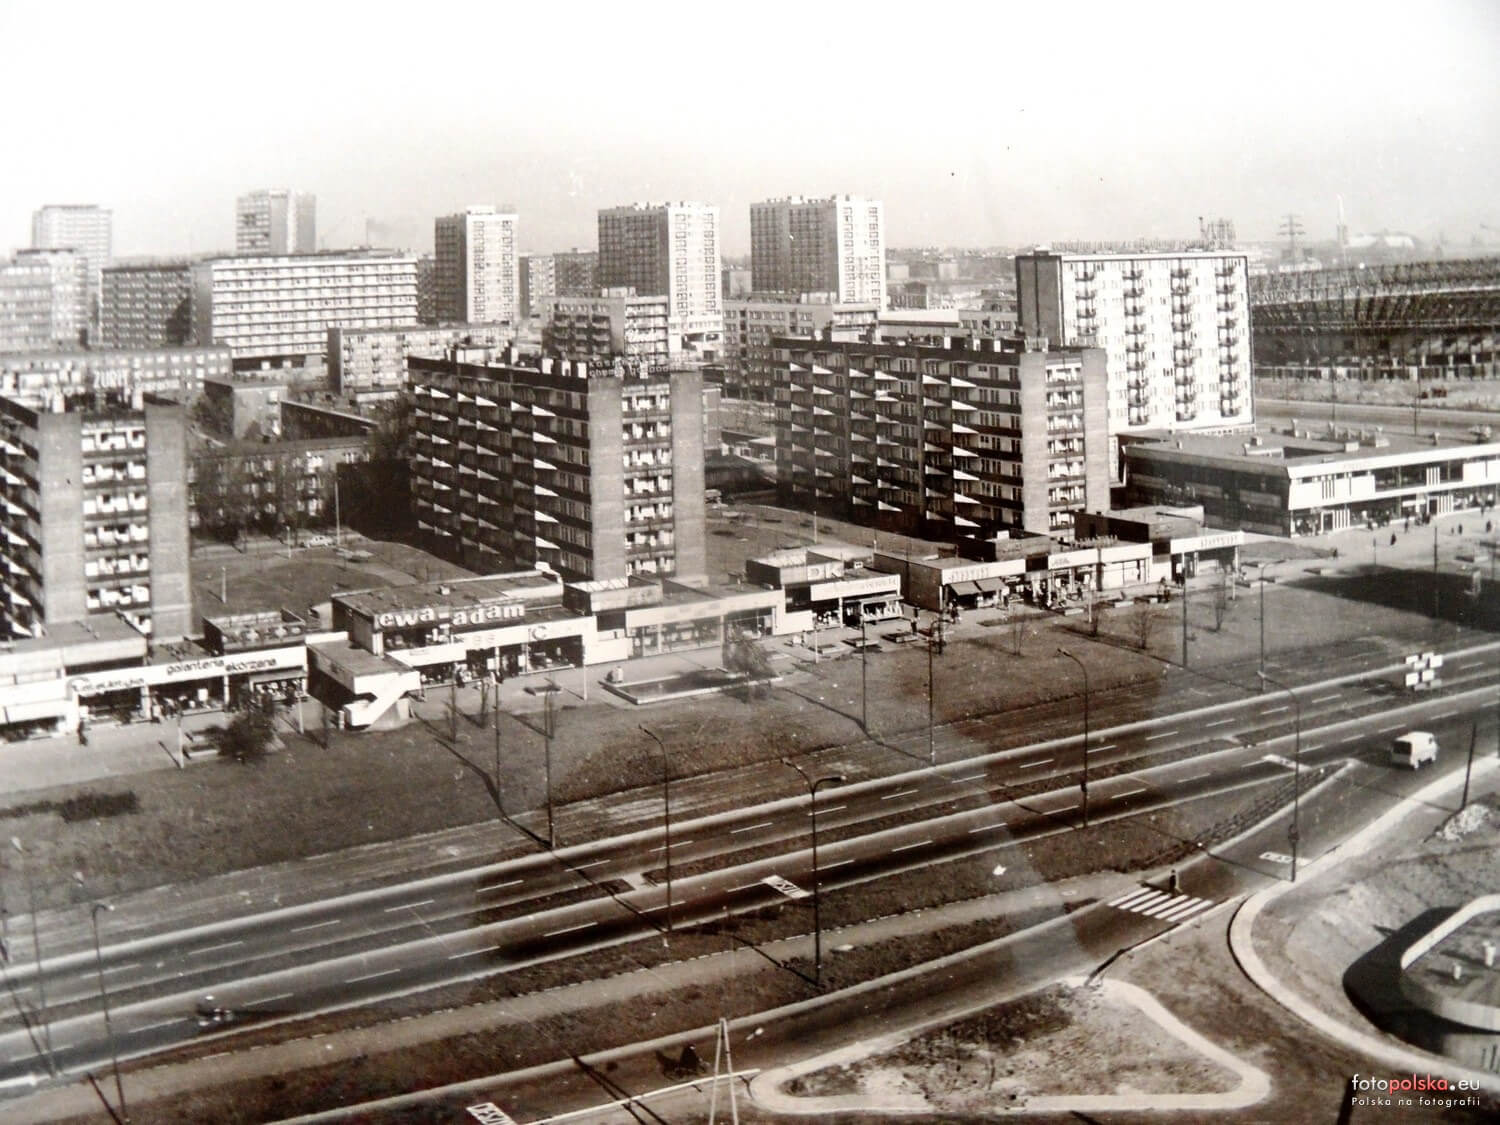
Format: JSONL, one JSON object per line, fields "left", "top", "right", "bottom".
{"left": 544, "top": 684, "right": 556, "bottom": 849}
{"left": 780, "top": 760, "right": 845, "bottom": 988}
{"left": 1258, "top": 674, "right": 1301, "bottom": 882}
{"left": 1057, "top": 648, "right": 1090, "bottom": 827}
{"left": 1434, "top": 521, "right": 1441, "bottom": 623}
{"left": 87, "top": 901, "right": 127, "bottom": 1123}
{"left": 10, "top": 838, "right": 53, "bottom": 1075}
{"left": 1180, "top": 567, "right": 1189, "bottom": 667}
{"left": 640, "top": 726, "right": 671, "bottom": 933}
{"left": 859, "top": 613, "right": 868, "bottom": 734}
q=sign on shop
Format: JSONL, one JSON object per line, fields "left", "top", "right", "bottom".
{"left": 374, "top": 600, "right": 523, "bottom": 630}
{"left": 938, "top": 563, "right": 1003, "bottom": 584}
{"left": 1170, "top": 532, "right": 1242, "bottom": 554}
{"left": 809, "top": 575, "right": 899, "bottom": 601}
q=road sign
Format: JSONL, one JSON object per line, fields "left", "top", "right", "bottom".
{"left": 761, "top": 874, "right": 810, "bottom": 900}
{"left": 1260, "top": 851, "right": 1294, "bottom": 865}
{"left": 467, "top": 1104, "right": 517, "bottom": 1125}
{"left": 1261, "top": 753, "right": 1298, "bottom": 771}
{"left": 1403, "top": 651, "right": 1443, "bottom": 691}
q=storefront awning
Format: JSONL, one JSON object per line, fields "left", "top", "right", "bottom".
{"left": 949, "top": 581, "right": 981, "bottom": 597}
{"left": 975, "top": 577, "right": 1007, "bottom": 594}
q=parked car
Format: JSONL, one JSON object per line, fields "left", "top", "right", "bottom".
{"left": 1390, "top": 730, "right": 1438, "bottom": 769}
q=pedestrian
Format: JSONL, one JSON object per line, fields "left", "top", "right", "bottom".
{"left": 1390, "top": 532, "right": 1396, "bottom": 547}
{"left": 1168, "top": 869, "right": 1180, "bottom": 894}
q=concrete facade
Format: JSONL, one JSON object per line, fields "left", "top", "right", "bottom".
{"left": 435, "top": 207, "right": 520, "bottom": 326}
{"left": 750, "top": 195, "right": 886, "bottom": 307}
{"left": 235, "top": 190, "right": 316, "bottom": 254}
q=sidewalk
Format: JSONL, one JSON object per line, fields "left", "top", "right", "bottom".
{"left": 1229, "top": 755, "right": 1500, "bottom": 1096}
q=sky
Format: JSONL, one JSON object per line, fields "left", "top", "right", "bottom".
{"left": 4, "top": 0, "right": 1498, "bottom": 260}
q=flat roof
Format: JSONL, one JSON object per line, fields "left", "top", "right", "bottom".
{"left": 1130, "top": 426, "right": 1500, "bottom": 471}
{"left": 0, "top": 614, "right": 145, "bottom": 656}
{"left": 334, "top": 572, "right": 556, "bottom": 617}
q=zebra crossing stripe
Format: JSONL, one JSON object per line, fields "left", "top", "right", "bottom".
{"left": 1140, "top": 894, "right": 1196, "bottom": 918}
{"left": 1157, "top": 897, "right": 1213, "bottom": 922}
{"left": 1108, "top": 888, "right": 1163, "bottom": 910}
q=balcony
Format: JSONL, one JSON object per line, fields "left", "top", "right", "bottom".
{"left": 1123, "top": 288, "right": 1144, "bottom": 303}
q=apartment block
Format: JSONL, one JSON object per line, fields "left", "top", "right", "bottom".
{"left": 435, "top": 207, "right": 520, "bottom": 325}
{"left": 327, "top": 322, "right": 513, "bottom": 395}
{"left": 31, "top": 204, "right": 112, "bottom": 318}
{"left": 0, "top": 347, "right": 231, "bottom": 402}
{"left": 408, "top": 351, "right": 706, "bottom": 581}
{"left": 191, "top": 251, "right": 418, "bottom": 367}
{"left": 750, "top": 195, "right": 886, "bottom": 306}
{"left": 522, "top": 250, "right": 599, "bottom": 317}
{"left": 774, "top": 334, "right": 1108, "bottom": 538}
{"left": 598, "top": 203, "right": 722, "bottom": 350}
{"left": 541, "top": 293, "right": 672, "bottom": 368}
{"left": 415, "top": 254, "right": 438, "bottom": 324}
{"left": 0, "top": 389, "right": 192, "bottom": 640}
{"left": 0, "top": 251, "right": 87, "bottom": 351}
{"left": 722, "top": 296, "right": 880, "bottom": 401}
{"left": 1016, "top": 250, "right": 1253, "bottom": 448}
{"left": 236, "top": 190, "right": 317, "bottom": 254}
{"left": 100, "top": 260, "right": 194, "bottom": 348}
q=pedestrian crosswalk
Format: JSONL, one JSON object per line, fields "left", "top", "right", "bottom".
{"left": 1106, "top": 887, "right": 1216, "bottom": 923}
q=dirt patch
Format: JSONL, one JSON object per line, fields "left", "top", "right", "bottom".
{"left": 789, "top": 981, "right": 1239, "bottom": 1111}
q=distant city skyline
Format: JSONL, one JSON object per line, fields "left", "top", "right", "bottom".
{"left": 4, "top": 1, "right": 1498, "bottom": 261}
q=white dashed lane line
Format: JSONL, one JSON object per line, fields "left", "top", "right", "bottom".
{"left": 1145, "top": 730, "right": 1179, "bottom": 741}
{"left": 345, "top": 968, "right": 400, "bottom": 984}
{"left": 729, "top": 822, "right": 774, "bottom": 834}
{"left": 189, "top": 940, "right": 244, "bottom": 957}
{"left": 543, "top": 921, "right": 597, "bottom": 938}
{"left": 880, "top": 788, "right": 920, "bottom": 801}
{"left": 384, "top": 899, "right": 433, "bottom": 912}
{"left": 1019, "top": 758, "right": 1051, "bottom": 769}
{"left": 290, "top": 919, "right": 341, "bottom": 933}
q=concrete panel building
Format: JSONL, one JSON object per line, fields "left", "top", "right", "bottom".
{"left": 100, "top": 260, "right": 195, "bottom": 348}
{"left": 541, "top": 293, "right": 672, "bottom": 368}
{"left": 31, "top": 204, "right": 112, "bottom": 321}
{"left": 0, "top": 389, "right": 192, "bottom": 640}
{"left": 751, "top": 195, "right": 886, "bottom": 307}
{"left": 327, "top": 323, "right": 513, "bottom": 395}
{"left": 598, "top": 202, "right": 722, "bottom": 352}
{"left": 722, "top": 295, "right": 880, "bottom": 401}
{"left": 408, "top": 351, "right": 706, "bottom": 581}
{"left": 1016, "top": 250, "right": 1253, "bottom": 451}
{"left": 774, "top": 333, "right": 1109, "bottom": 538}
{"left": 1, "top": 250, "right": 87, "bottom": 351}
{"left": 191, "top": 251, "right": 418, "bottom": 369}
{"left": 435, "top": 207, "right": 520, "bottom": 326}
{"left": 236, "top": 190, "right": 316, "bottom": 254}
{"left": 0, "top": 347, "right": 231, "bottom": 402}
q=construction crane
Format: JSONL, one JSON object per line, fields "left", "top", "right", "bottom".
{"left": 1278, "top": 213, "right": 1305, "bottom": 263}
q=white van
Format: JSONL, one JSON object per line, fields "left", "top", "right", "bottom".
{"left": 1390, "top": 731, "right": 1438, "bottom": 769}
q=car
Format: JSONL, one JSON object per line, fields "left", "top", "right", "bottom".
{"left": 304, "top": 534, "right": 334, "bottom": 547}
{"left": 1390, "top": 730, "right": 1438, "bottom": 769}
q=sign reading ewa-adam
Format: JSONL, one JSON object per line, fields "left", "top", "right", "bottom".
{"left": 374, "top": 600, "right": 524, "bottom": 630}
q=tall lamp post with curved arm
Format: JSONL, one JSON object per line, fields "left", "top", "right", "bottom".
{"left": 781, "top": 759, "right": 845, "bottom": 988}
{"left": 639, "top": 725, "right": 672, "bottom": 934}
{"left": 1056, "top": 648, "right": 1090, "bottom": 828}
{"left": 1258, "top": 671, "right": 1301, "bottom": 882}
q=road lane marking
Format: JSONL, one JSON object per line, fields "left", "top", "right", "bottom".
{"left": 291, "top": 919, "right": 341, "bottom": 933}
{"left": 543, "top": 921, "right": 597, "bottom": 937}
{"left": 968, "top": 821, "right": 1007, "bottom": 833}
{"left": 892, "top": 840, "right": 931, "bottom": 853}
{"left": 346, "top": 968, "right": 400, "bottom": 983}
{"left": 1311, "top": 694, "right": 1340, "bottom": 703}
{"left": 246, "top": 993, "right": 293, "bottom": 1007}
{"left": 447, "top": 947, "right": 489, "bottom": 960}
{"left": 1048, "top": 803, "right": 1079, "bottom": 813}
{"left": 652, "top": 840, "right": 691, "bottom": 851}
{"left": 1262, "top": 705, "right": 1290, "bottom": 714}
{"left": 1110, "top": 889, "right": 1164, "bottom": 910}
{"left": 1158, "top": 898, "right": 1213, "bottom": 922}
{"left": 952, "top": 773, "right": 987, "bottom": 783}
{"left": 1339, "top": 733, "right": 1362, "bottom": 743}
{"left": 1092, "top": 743, "right": 1116, "bottom": 753}
{"left": 1019, "top": 758, "right": 1051, "bottom": 769}
{"left": 821, "top": 859, "right": 854, "bottom": 870}
{"left": 1204, "top": 718, "right": 1235, "bottom": 728}
{"left": 1145, "top": 730, "right": 1179, "bottom": 741}
{"left": 1111, "top": 787, "right": 1148, "bottom": 799}
{"left": 1433, "top": 709, "right": 1458, "bottom": 719}
{"left": 730, "top": 822, "right": 774, "bottom": 834}
{"left": 1378, "top": 724, "right": 1402, "bottom": 733}
{"left": 880, "top": 788, "right": 920, "bottom": 801}
{"left": 816, "top": 805, "right": 846, "bottom": 815}
{"left": 573, "top": 858, "right": 608, "bottom": 870}
{"left": 190, "top": 940, "right": 244, "bottom": 956}
{"left": 1180, "top": 772, "right": 1209, "bottom": 783}
{"left": 385, "top": 899, "right": 434, "bottom": 912}
{"left": 476, "top": 880, "right": 524, "bottom": 895}
{"left": 728, "top": 882, "right": 763, "bottom": 893}
{"left": 102, "top": 961, "right": 141, "bottom": 974}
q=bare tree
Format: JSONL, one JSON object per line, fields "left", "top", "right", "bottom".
{"left": 1132, "top": 602, "right": 1161, "bottom": 651}
{"left": 1212, "top": 569, "right": 1230, "bottom": 632}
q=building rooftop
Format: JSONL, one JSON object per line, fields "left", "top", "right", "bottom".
{"left": 1130, "top": 425, "right": 1500, "bottom": 470}
{"left": 332, "top": 571, "right": 559, "bottom": 618}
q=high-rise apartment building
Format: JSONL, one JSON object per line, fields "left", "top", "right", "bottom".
{"left": 191, "top": 251, "right": 418, "bottom": 367}
{"left": 521, "top": 251, "right": 601, "bottom": 318}
{"left": 598, "top": 203, "right": 722, "bottom": 350}
{"left": 520, "top": 254, "right": 555, "bottom": 319}
{"left": 0, "top": 347, "right": 231, "bottom": 402}
{"left": 100, "top": 260, "right": 195, "bottom": 349}
{"left": 0, "top": 389, "right": 192, "bottom": 640}
{"left": 408, "top": 351, "right": 706, "bottom": 581}
{"left": 327, "top": 323, "right": 513, "bottom": 395}
{"left": 542, "top": 293, "right": 672, "bottom": 368}
{"left": 774, "top": 333, "right": 1109, "bottom": 537}
{"left": 722, "top": 295, "right": 880, "bottom": 401}
{"left": 751, "top": 195, "right": 886, "bottom": 307}
{"left": 415, "top": 255, "right": 438, "bottom": 325}
{"left": 0, "top": 251, "right": 87, "bottom": 352}
{"left": 31, "top": 205, "right": 112, "bottom": 321}
{"left": 434, "top": 207, "right": 520, "bottom": 326}
{"left": 236, "top": 190, "right": 317, "bottom": 254}
{"left": 1016, "top": 250, "right": 1253, "bottom": 446}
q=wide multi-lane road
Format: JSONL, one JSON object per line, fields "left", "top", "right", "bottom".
{"left": 2, "top": 647, "right": 1498, "bottom": 1094}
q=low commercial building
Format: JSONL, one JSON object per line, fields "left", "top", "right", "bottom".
{"left": 744, "top": 543, "right": 902, "bottom": 633}
{"left": 0, "top": 346, "right": 230, "bottom": 402}
{"left": 1122, "top": 426, "right": 1500, "bottom": 536}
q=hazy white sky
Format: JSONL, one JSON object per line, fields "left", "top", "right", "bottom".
{"left": 5, "top": 0, "right": 1497, "bottom": 259}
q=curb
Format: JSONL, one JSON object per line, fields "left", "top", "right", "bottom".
{"left": 1227, "top": 756, "right": 1500, "bottom": 1095}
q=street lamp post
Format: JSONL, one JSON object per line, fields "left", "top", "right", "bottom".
{"left": 10, "top": 838, "right": 53, "bottom": 1074}
{"left": 859, "top": 613, "right": 868, "bottom": 734}
{"left": 1258, "top": 672, "right": 1301, "bottom": 882}
{"left": 1056, "top": 649, "right": 1090, "bottom": 827}
{"left": 781, "top": 760, "right": 845, "bottom": 988}
{"left": 640, "top": 726, "right": 671, "bottom": 933}
{"left": 1256, "top": 562, "right": 1273, "bottom": 691}
{"left": 87, "top": 901, "right": 127, "bottom": 1122}
{"left": 544, "top": 684, "right": 556, "bottom": 849}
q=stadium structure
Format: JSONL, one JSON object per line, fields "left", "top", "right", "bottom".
{"left": 1251, "top": 256, "right": 1500, "bottom": 381}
